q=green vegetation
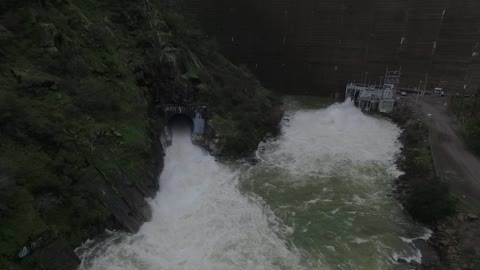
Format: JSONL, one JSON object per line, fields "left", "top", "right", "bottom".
{"left": 464, "top": 118, "right": 480, "bottom": 155}
{"left": 158, "top": 12, "right": 282, "bottom": 157}
{"left": 393, "top": 108, "right": 456, "bottom": 224}
{"left": 0, "top": 0, "right": 152, "bottom": 261}
{"left": 0, "top": 0, "right": 280, "bottom": 266}
{"left": 406, "top": 180, "right": 456, "bottom": 224}
{"left": 449, "top": 94, "right": 480, "bottom": 156}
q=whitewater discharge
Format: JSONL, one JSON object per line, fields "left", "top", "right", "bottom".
{"left": 256, "top": 101, "right": 402, "bottom": 177}
{"left": 77, "top": 130, "right": 305, "bottom": 270}
{"left": 77, "top": 101, "right": 428, "bottom": 270}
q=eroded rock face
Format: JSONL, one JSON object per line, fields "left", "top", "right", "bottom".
{"left": 21, "top": 239, "right": 80, "bottom": 270}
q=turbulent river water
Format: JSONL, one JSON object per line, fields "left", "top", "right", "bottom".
{"left": 76, "top": 101, "right": 431, "bottom": 270}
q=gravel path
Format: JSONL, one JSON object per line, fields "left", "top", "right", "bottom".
{"left": 406, "top": 95, "right": 480, "bottom": 210}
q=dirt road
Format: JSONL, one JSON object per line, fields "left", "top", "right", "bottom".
{"left": 405, "top": 95, "right": 480, "bottom": 210}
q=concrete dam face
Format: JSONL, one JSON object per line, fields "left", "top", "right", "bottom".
{"left": 174, "top": 0, "right": 480, "bottom": 95}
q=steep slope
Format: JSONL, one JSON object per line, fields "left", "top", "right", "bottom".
{"left": 0, "top": 0, "right": 281, "bottom": 268}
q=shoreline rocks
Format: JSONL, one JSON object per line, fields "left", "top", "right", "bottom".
{"left": 389, "top": 101, "right": 480, "bottom": 270}
{"left": 388, "top": 102, "right": 446, "bottom": 270}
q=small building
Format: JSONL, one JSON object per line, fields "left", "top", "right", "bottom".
{"left": 345, "top": 69, "right": 400, "bottom": 113}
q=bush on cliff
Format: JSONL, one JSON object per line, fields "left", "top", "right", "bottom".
{"left": 406, "top": 180, "right": 457, "bottom": 224}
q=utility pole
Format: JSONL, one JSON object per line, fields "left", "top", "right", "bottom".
{"left": 460, "top": 84, "right": 467, "bottom": 116}
{"left": 415, "top": 80, "right": 423, "bottom": 108}
{"left": 423, "top": 73, "right": 429, "bottom": 96}
{"left": 472, "top": 87, "right": 479, "bottom": 117}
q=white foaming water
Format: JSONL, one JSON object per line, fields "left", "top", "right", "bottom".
{"left": 247, "top": 101, "right": 428, "bottom": 269}
{"left": 78, "top": 101, "right": 427, "bottom": 270}
{"left": 400, "top": 228, "right": 433, "bottom": 244}
{"left": 77, "top": 131, "right": 306, "bottom": 270}
{"left": 257, "top": 101, "right": 402, "bottom": 178}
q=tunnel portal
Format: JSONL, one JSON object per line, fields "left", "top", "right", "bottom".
{"left": 161, "top": 105, "right": 207, "bottom": 147}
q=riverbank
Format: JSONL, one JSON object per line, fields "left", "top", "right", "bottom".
{"left": 390, "top": 100, "right": 480, "bottom": 270}
{"left": 0, "top": 1, "right": 281, "bottom": 269}
{"left": 76, "top": 97, "right": 430, "bottom": 270}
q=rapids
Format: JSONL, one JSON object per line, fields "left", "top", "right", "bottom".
{"left": 77, "top": 101, "right": 428, "bottom": 270}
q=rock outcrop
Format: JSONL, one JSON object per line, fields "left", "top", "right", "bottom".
{"left": 21, "top": 239, "right": 80, "bottom": 270}
{"left": 0, "top": 1, "right": 280, "bottom": 269}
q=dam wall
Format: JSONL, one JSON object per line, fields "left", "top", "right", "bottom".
{"left": 173, "top": 0, "right": 480, "bottom": 95}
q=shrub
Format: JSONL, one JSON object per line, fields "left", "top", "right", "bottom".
{"left": 464, "top": 119, "right": 480, "bottom": 156}
{"left": 407, "top": 180, "right": 456, "bottom": 224}
{"left": 73, "top": 79, "right": 122, "bottom": 117}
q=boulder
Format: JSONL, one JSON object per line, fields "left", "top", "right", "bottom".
{"left": 21, "top": 239, "right": 80, "bottom": 270}
{"left": 466, "top": 213, "right": 478, "bottom": 221}
{"left": 157, "top": 32, "right": 174, "bottom": 48}
{"left": 45, "top": 47, "right": 59, "bottom": 55}
{"left": 445, "top": 229, "right": 456, "bottom": 235}
{"left": 37, "top": 23, "right": 58, "bottom": 48}
{"left": 412, "top": 239, "right": 447, "bottom": 270}
{"left": 157, "top": 20, "right": 170, "bottom": 33}
{"left": 10, "top": 69, "right": 57, "bottom": 89}
{"left": 439, "top": 239, "right": 450, "bottom": 246}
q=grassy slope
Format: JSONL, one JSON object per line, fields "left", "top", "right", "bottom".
{"left": 0, "top": 0, "right": 151, "bottom": 260}
{"left": 0, "top": 0, "right": 281, "bottom": 266}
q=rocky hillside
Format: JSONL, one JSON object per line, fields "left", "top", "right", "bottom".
{"left": 0, "top": 0, "right": 281, "bottom": 268}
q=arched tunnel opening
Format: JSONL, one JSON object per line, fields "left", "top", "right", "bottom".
{"left": 166, "top": 114, "right": 194, "bottom": 143}
{"left": 161, "top": 105, "right": 207, "bottom": 148}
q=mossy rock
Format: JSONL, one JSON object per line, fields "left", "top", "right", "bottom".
{"left": 10, "top": 68, "right": 57, "bottom": 89}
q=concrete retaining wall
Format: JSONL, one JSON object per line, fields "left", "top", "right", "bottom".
{"left": 174, "top": 0, "right": 480, "bottom": 95}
